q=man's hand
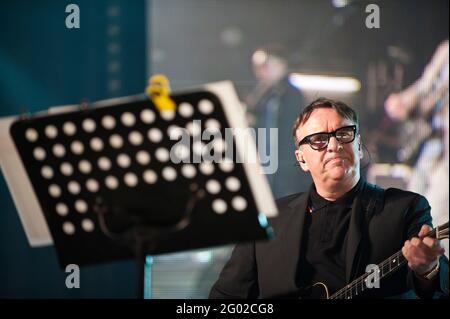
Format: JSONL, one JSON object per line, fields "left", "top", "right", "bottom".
{"left": 402, "top": 225, "right": 445, "bottom": 276}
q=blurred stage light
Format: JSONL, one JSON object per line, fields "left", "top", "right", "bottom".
{"left": 332, "top": 0, "right": 351, "bottom": 8}
{"left": 289, "top": 73, "right": 361, "bottom": 93}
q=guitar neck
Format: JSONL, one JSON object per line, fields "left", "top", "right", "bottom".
{"left": 330, "top": 251, "right": 406, "bottom": 299}
{"left": 329, "top": 223, "right": 446, "bottom": 299}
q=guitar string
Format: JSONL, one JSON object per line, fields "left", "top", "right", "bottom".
{"left": 330, "top": 226, "right": 446, "bottom": 299}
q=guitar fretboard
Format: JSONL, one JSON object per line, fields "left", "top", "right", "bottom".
{"left": 329, "top": 222, "right": 447, "bottom": 299}
{"left": 330, "top": 251, "right": 406, "bottom": 299}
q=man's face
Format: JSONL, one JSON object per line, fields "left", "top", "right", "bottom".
{"left": 294, "top": 108, "right": 362, "bottom": 186}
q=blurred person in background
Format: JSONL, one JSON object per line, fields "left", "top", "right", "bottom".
{"left": 245, "top": 45, "right": 311, "bottom": 198}
{"left": 385, "top": 40, "right": 449, "bottom": 257}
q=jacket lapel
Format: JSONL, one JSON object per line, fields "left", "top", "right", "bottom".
{"left": 282, "top": 190, "right": 311, "bottom": 288}
{"left": 286, "top": 190, "right": 309, "bottom": 263}
{"left": 345, "top": 181, "right": 385, "bottom": 282}
{"left": 345, "top": 191, "right": 364, "bottom": 282}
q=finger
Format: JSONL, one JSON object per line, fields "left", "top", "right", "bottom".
{"left": 408, "top": 246, "right": 427, "bottom": 263}
{"left": 420, "top": 238, "right": 445, "bottom": 259}
{"left": 418, "top": 225, "right": 431, "bottom": 238}
{"left": 410, "top": 237, "right": 434, "bottom": 253}
{"left": 409, "top": 239, "right": 441, "bottom": 264}
{"left": 404, "top": 240, "right": 410, "bottom": 249}
{"left": 410, "top": 237, "right": 422, "bottom": 247}
{"left": 405, "top": 239, "right": 441, "bottom": 271}
{"left": 423, "top": 237, "right": 440, "bottom": 249}
{"left": 402, "top": 246, "right": 408, "bottom": 258}
{"left": 402, "top": 241, "right": 411, "bottom": 255}
{"left": 409, "top": 241, "right": 436, "bottom": 261}
{"left": 406, "top": 249, "right": 434, "bottom": 269}
{"left": 405, "top": 248, "right": 427, "bottom": 269}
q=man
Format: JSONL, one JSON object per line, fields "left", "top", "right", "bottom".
{"left": 245, "top": 47, "right": 311, "bottom": 198}
{"left": 210, "top": 98, "right": 448, "bottom": 299}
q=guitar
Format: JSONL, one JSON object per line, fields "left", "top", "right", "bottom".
{"left": 298, "top": 221, "right": 449, "bottom": 299}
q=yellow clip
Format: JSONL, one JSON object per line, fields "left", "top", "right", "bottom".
{"left": 146, "top": 74, "right": 176, "bottom": 112}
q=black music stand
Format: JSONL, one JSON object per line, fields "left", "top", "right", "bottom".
{"left": 7, "top": 82, "right": 278, "bottom": 298}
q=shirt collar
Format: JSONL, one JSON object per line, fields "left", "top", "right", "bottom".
{"left": 309, "top": 178, "right": 363, "bottom": 212}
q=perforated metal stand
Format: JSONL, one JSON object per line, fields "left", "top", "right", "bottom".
{"left": 8, "top": 83, "right": 277, "bottom": 297}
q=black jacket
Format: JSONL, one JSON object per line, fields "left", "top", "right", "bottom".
{"left": 210, "top": 181, "right": 449, "bottom": 299}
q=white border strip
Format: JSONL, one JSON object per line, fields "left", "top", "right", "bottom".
{"left": 0, "top": 117, "right": 53, "bottom": 247}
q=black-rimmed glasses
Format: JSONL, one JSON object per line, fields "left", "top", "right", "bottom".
{"left": 298, "top": 125, "right": 357, "bottom": 150}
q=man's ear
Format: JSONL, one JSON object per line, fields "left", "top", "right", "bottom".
{"left": 295, "top": 149, "right": 309, "bottom": 172}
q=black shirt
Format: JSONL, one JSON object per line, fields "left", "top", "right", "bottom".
{"left": 300, "top": 178, "right": 363, "bottom": 295}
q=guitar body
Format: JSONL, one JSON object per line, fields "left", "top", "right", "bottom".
{"left": 297, "top": 282, "right": 330, "bottom": 299}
